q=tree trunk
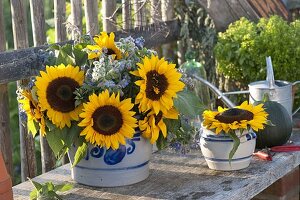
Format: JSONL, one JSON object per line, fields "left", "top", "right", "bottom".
{"left": 102, "top": 0, "right": 117, "bottom": 32}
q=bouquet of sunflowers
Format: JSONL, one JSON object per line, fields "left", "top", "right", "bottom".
{"left": 18, "top": 32, "right": 202, "bottom": 165}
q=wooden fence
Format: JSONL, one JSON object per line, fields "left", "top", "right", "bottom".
{"left": 0, "top": 0, "right": 291, "bottom": 184}
{"left": 0, "top": 0, "right": 180, "bottom": 184}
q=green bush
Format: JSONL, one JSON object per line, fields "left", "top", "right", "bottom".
{"left": 214, "top": 15, "right": 300, "bottom": 84}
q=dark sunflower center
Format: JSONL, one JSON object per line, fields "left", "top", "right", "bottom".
{"left": 92, "top": 105, "right": 123, "bottom": 135}
{"left": 146, "top": 70, "right": 168, "bottom": 100}
{"left": 103, "top": 48, "right": 116, "bottom": 56}
{"left": 46, "top": 77, "right": 79, "bottom": 113}
{"left": 215, "top": 108, "right": 254, "bottom": 124}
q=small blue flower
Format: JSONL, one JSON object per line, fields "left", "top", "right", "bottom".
{"left": 19, "top": 111, "right": 27, "bottom": 122}
{"left": 104, "top": 80, "right": 116, "bottom": 88}
{"left": 28, "top": 78, "right": 36, "bottom": 89}
{"left": 134, "top": 37, "right": 145, "bottom": 49}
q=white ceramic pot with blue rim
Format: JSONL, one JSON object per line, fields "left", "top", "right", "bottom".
{"left": 68, "top": 131, "right": 152, "bottom": 187}
{"left": 199, "top": 126, "right": 256, "bottom": 171}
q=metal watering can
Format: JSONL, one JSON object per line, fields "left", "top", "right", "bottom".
{"left": 192, "top": 57, "right": 300, "bottom": 117}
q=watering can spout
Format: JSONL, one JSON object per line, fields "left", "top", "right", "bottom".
{"left": 191, "top": 74, "right": 236, "bottom": 108}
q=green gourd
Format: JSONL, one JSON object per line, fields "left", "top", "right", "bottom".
{"left": 255, "top": 101, "right": 292, "bottom": 149}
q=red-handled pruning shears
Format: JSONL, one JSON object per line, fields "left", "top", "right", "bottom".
{"left": 270, "top": 145, "right": 300, "bottom": 152}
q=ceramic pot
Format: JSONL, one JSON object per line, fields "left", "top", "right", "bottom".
{"left": 0, "top": 152, "right": 13, "bottom": 200}
{"left": 200, "top": 127, "right": 256, "bottom": 171}
{"left": 68, "top": 132, "right": 152, "bottom": 187}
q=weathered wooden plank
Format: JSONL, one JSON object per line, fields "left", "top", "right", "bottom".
{"left": 84, "top": 0, "right": 99, "bottom": 35}
{"left": 12, "top": 131, "right": 300, "bottom": 200}
{"left": 54, "top": 0, "right": 67, "bottom": 42}
{"left": 0, "top": 0, "right": 13, "bottom": 178}
{"left": 10, "top": 0, "right": 37, "bottom": 182}
{"left": 71, "top": 0, "right": 82, "bottom": 39}
{"left": 29, "top": 0, "right": 56, "bottom": 174}
{"left": 122, "top": 0, "right": 132, "bottom": 30}
{"left": 197, "top": 0, "right": 260, "bottom": 31}
{"left": 0, "top": 19, "right": 180, "bottom": 84}
{"left": 247, "top": 0, "right": 291, "bottom": 20}
{"left": 102, "top": 0, "right": 117, "bottom": 32}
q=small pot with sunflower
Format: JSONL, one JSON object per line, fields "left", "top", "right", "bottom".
{"left": 200, "top": 101, "right": 268, "bottom": 171}
{"left": 17, "top": 32, "right": 201, "bottom": 187}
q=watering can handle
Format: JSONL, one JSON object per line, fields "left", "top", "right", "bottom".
{"left": 292, "top": 81, "right": 300, "bottom": 116}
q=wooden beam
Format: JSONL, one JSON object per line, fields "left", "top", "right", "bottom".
{"left": 54, "top": 0, "right": 67, "bottom": 42}
{"left": 84, "top": 0, "right": 99, "bottom": 35}
{"left": 0, "top": 19, "right": 180, "bottom": 84}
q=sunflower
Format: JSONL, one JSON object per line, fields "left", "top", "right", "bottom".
{"left": 86, "top": 32, "right": 122, "bottom": 60}
{"left": 78, "top": 90, "right": 137, "bottom": 150}
{"left": 131, "top": 55, "right": 185, "bottom": 115}
{"left": 35, "top": 64, "right": 84, "bottom": 129}
{"left": 18, "top": 89, "right": 46, "bottom": 137}
{"left": 139, "top": 108, "right": 179, "bottom": 143}
{"left": 203, "top": 101, "right": 268, "bottom": 134}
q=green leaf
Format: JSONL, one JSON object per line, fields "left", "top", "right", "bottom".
{"left": 48, "top": 191, "right": 63, "bottom": 200}
{"left": 228, "top": 132, "right": 240, "bottom": 165}
{"left": 156, "top": 134, "right": 168, "bottom": 150}
{"left": 45, "top": 128, "right": 65, "bottom": 157}
{"left": 174, "top": 90, "right": 204, "bottom": 118}
{"left": 62, "top": 124, "right": 81, "bottom": 148}
{"left": 54, "top": 184, "right": 73, "bottom": 192}
{"left": 29, "top": 189, "right": 38, "bottom": 200}
{"left": 46, "top": 182, "right": 54, "bottom": 191}
{"left": 28, "top": 178, "right": 43, "bottom": 191}
{"left": 72, "top": 142, "right": 88, "bottom": 167}
{"left": 73, "top": 44, "right": 88, "bottom": 66}
{"left": 164, "top": 118, "right": 181, "bottom": 134}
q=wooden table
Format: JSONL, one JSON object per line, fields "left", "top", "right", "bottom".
{"left": 13, "top": 130, "right": 300, "bottom": 200}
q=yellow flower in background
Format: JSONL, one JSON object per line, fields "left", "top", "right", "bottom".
{"left": 78, "top": 90, "right": 137, "bottom": 150}
{"left": 18, "top": 89, "right": 46, "bottom": 137}
{"left": 203, "top": 101, "right": 268, "bottom": 134}
{"left": 86, "top": 32, "right": 122, "bottom": 60}
{"left": 131, "top": 55, "right": 185, "bottom": 115}
{"left": 35, "top": 64, "right": 84, "bottom": 129}
{"left": 139, "top": 108, "right": 179, "bottom": 143}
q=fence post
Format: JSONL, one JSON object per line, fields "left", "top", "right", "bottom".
{"left": 102, "top": 0, "right": 117, "bottom": 32}
{"left": 54, "top": 0, "right": 67, "bottom": 42}
{"left": 10, "top": 0, "right": 37, "bottom": 182}
{"left": 0, "top": 0, "right": 13, "bottom": 178}
{"left": 150, "top": 0, "right": 163, "bottom": 57}
{"left": 133, "top": 0, "right": 146, "bottom": 27}
{"left": 122, "top": 0, "right": 132, "bottom": 30}
{"left": 84, "top": 0, "right": 99, "bottom": 36}
{"left": 29, "top": 0, "right": 56, "bottom": 174}
{"left": 161, "top": 0, "right": 176, "bottom": 61}
{"left": 71, "top": 0, "right": 82, "bottom": 39}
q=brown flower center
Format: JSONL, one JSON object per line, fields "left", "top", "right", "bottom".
{"left": 103, "top": 48, "right": 116, "bottom": 56}
{"left": 146, "top": 70, "right": 168, "bottom": 100}
{"left": 215, "top": 108, "right": 254, "bottom": 124}
{"left": 92, "top": 105, "right": 123, "bottom": 135}
{"left": 46, "top": 77, "right": 79, "bottom": 113}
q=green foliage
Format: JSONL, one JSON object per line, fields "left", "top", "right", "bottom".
{"left": 174, "top": 90, "right": 205, "bottom": 118}
{"left": 29, "top": 178, "right": 73, "bottom": 200}
{"left": 215, "top": 15, "right": 300, "bottom": 84}
{"left": 46, "top": 122, "right": 81, "bottom": 160}
{"left": 228, "top": 131, "right": 240, "bottom": 164}
{"left": 72, "top": 142, "right": 87, "bottom": 167}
